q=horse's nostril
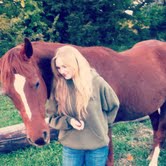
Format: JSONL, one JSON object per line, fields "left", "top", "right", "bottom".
{"left": 35, "top": 138, "right": 46, "bottom": 146}
{"left": 43, "top": 131, "right": 47, "bottom": 140}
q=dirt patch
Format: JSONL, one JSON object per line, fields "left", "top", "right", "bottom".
{"left": 129, "top": 123, "right": 153, "bottom": 148}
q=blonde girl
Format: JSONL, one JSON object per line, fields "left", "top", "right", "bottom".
{"left": 46, "top": 45, "right": 119, "bottom": 166}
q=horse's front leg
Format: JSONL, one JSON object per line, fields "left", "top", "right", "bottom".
{"left": 106, "top": 128, "right": 114, "bottom": 166}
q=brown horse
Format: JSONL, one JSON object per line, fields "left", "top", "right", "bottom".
{"left": 1, "top": 38, "right": 166, "bottom": 166}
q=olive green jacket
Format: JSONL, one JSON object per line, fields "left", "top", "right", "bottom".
{"left": 46, "top": 71, "right": 119, "bottom": 150}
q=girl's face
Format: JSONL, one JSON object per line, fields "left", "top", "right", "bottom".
{"left": 56, "top": 58, "right": 75, "bottom": 80}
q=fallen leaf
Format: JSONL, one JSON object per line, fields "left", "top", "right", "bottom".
{"left": 127, "top": 154, "right": 134, "bottom": 161}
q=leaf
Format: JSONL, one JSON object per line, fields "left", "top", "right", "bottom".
{"left": 127, "top": 154, "right": 134, "bottom": 161}
{"left": 21, "top": 0, "right": 25, "bottom": 8}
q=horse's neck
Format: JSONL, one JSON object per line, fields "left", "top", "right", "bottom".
{"left": 32, "top": 41, "right": 64, "bottom": 59}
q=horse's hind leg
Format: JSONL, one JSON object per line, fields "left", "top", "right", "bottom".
{"left": 149, "top": 103, "right": 166, "bottom": 166}
{"left": 148, "top": 110, "right": 160, "bottom": 166}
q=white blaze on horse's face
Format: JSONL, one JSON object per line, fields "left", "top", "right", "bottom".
{"left": 14, "top": 74, "right": 32, "bottom": 120}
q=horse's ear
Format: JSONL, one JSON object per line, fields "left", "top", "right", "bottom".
{"left": 24, "top": 38, "right": 33, "bottom": 59}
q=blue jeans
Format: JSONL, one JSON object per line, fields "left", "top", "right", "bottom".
{"left": 62, "top": 146, "right": 108, "bottom": 166}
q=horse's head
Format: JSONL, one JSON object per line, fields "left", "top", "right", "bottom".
{"left": 0, "top": 38, "right": 50, "bottom": 146}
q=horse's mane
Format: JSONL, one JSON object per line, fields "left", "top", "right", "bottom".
{"left": 0, "top": 47, "right": 37, "bottom": 93}
{"left": 0, "top": 49, "right": 15, "bottom": 90}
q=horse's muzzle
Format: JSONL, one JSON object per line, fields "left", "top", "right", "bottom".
{"left": 27, "top": 131, "right": 50, "bottom": 146}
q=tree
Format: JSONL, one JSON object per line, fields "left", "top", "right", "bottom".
{"left": 40, "top": 0, "right": 135, "bottom": 47}
{"left": 0, "top": 0, "right": 166, "bottom": 56}
{"left": 132, "top": 1, "right": 166, "bottom": 41}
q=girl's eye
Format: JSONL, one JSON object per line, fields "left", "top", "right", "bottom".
{"left": 56, "top": 66, "right": 66, "bottom": 70}
{"left": 62, "top": 65, "right": 67, "bottom": 69}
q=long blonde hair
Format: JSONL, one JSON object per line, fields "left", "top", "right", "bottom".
{"left": 51, "top": 45, "right": 93, "bottom": 119}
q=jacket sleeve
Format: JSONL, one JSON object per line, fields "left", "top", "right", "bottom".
{"left": 49, "top": 114, "right": 73, "bottom": 130}
{"left": 99, "top": 77, "right": 120, "bottom": 127}
{"left": 45, "top": 88, "right": 73, "bottom": 130}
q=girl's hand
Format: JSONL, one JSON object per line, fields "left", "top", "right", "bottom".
{"left": 70, "top": 118, "right": 84, "bottom": 130}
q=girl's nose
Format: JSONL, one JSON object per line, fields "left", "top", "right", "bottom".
{"left": 60, "top": 68, "right": 66, "bottom": 75}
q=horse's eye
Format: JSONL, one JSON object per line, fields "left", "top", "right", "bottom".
{"left": 34, "top": 82, "right": 40, "bottom": 89}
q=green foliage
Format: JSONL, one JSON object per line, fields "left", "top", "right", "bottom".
{"left": 0, "top": 0, "right": 47, "bottom": 56}
{"left": 0, "top": 0, "right": 166, "bottom": 56}
{"left": 18, "top": 0, "right": 48, "bottom": 40}
{"left": 40, "top": 0, "right": 134, "bottom": 46}
{"left": 145, "top": 4, "right": 166, "bottom": 40}
{"left": 0, "top": 1, "right": 25, "bottom": 56}
{"left": 132, "top": 2, "right": 166, "bottom": 41}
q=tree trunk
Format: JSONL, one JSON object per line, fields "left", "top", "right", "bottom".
{"left": 0, "top": 123, "right": 58, "bottom": 153}
{"left": 0, "top": 116, "right": 149, "bottom": 153}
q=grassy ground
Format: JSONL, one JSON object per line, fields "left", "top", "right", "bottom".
{"left": 0, "top": 95, "right": 166, "bottom": 166}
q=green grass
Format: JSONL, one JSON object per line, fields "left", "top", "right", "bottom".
{"left": 0, "top": 95, "right": 22, "bottom": 128}
{"left": 0, "top": 142, "right": 62, "bottom": 166}
{"left": 113, "top": 121, "right": 152, "bottom": 166}
{"left": 0, "top": 95, "right": 166, "bottom": 166}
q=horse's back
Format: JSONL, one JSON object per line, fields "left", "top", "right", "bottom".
{"left": 114, "top": 40, "right": 166, "bottom": 121}
{"left": 121, "top": 40, "right": 166, "bottom": 57}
